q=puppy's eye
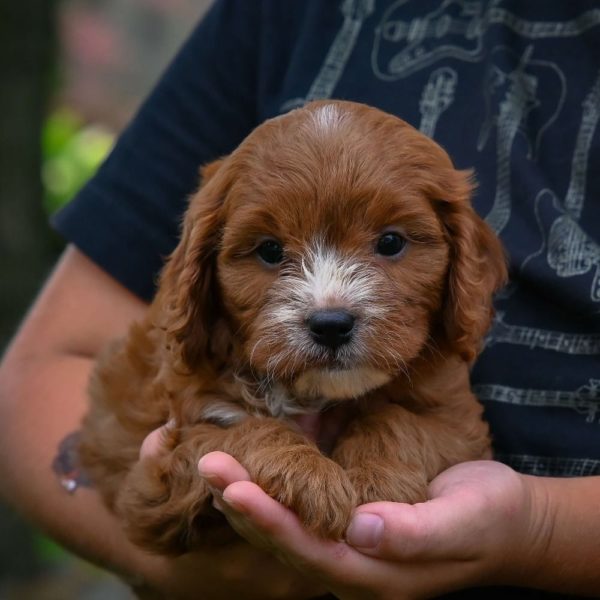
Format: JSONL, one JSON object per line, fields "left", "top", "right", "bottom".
{"left": 256, "top": 239, "right": 284, "bottom": 265}
{"left": 376, "top": 232, "right": 406, "bottom": 257}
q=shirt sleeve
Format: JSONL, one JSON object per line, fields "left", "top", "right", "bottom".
{"left": 52, "top": 0, "right": 262, "bottom": 301}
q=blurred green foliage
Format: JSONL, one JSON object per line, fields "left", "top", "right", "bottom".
{"left": 42, "top": 109, "right": 114, "bottom": 215}
{"left": 34, "top": 535, "right": 69, "bottom": 564}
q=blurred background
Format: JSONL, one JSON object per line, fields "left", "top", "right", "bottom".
{"left": 0, "top": 0, "right": 212, "bottom": 597}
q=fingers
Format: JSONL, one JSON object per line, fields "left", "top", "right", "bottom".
{"left": 196, "top": 453, "right": 338, "bottom": 585}
{"left": 216, "top": 481, "right": 421, "bottom": 600}
{"left": 198, "top": 451, "right": 252, "bottom": 489}
{"left": 218, "top": 480, "right": 311, "bottom": 558}
{"left": 221, "top": 480, "right": 316, "bottom": 550}
{"left": 139, "top": 421, "right": 174, "bottom": 459}
{"left": 215, "top": 481, "right": 485, "bottom": 600}
{"left": 218, "top": 480, "right": 371, "bottom": 581}
{"left": 197, "top": 451, "right": 349, "bottom": 569}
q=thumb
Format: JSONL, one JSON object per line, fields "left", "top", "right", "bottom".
{"left": 346, "top": 490, "right": 486, "bottom": 561}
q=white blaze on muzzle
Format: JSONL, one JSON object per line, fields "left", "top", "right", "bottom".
{"left": 276, "top": 241, "right": 383, "bottom": 318}
{"left": 258, "top": 241, "right": 391, "bottom": 399}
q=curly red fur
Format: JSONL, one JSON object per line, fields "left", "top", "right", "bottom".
{"left": 79, "top": 100, "right": 507, "bottom": 556}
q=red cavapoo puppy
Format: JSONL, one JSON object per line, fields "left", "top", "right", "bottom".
{"left": 79, "top": 100, "right": 507, "bottom": 555}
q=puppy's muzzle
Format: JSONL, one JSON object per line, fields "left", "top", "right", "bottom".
{"left": 307, "top": 309, "right": 356, "bottom": 349}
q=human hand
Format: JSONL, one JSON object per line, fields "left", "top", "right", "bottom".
{"left": 135, "top": 425, "right": 327, "bottom": 600}
{"left": 198, "top": 454, "right": 549, "bottom": 600}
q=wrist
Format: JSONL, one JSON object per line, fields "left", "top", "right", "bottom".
{"left": 499, "top": 473, "right": 556, "bottom": 587}
{"left": 472, "top": 469, "right": 553, "bottom": 588}
{"left": 512, "top": 475, "right": 600, "bottom": 594}
{"left": 480, "top": 472, "right": 600, "bottom": 594}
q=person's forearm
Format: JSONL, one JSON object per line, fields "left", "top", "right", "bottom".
{"left": 508, "top": 474, "right": 600, "bottom": 595}
{"left": 0, "top": 349, "right": 165, "bottom": 583}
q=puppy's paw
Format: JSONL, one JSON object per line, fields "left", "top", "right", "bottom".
{"left": 117, "top": 449, "right": 232, "bottom": 554}
{"left": 347, "top": 463, "right": 428, "bottom": 505}
{"left": 251, "top": 449, "right": 357, "bottom": 539}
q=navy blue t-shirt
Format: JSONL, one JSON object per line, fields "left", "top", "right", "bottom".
{"left": 54, "top": 1, "right": 600, "bottom": 597}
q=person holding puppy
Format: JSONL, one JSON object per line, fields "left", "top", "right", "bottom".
{"left": 1, "top": 1, "right": 599, "bottom": 598}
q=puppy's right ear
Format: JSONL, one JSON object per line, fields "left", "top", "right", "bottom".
{"left": 155, "top": 158, "right": 229, "bottom": 372}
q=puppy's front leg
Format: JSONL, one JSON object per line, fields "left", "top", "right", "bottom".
{"left": 118, "top": 416, "right": 356, "bottom": 555}
{"left": 331, "top": 402, "right": 490, "bottom": 505}
{"left": 232, "top": 418, "right": 357, "bottom": 539}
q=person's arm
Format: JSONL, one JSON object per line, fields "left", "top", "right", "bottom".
{"left": 0, "top": 246, "right": 147, "bottom": 572}
{"left": 197, "top": 453, "right": 600, "bottom": 598}
{"left": 519, "top": 474, "right": 600, "bottom": 594}
{"left": 0, "top": 246, "right": 324, "bottom": 600}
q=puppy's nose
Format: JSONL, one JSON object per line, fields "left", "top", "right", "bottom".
{"left": 308, "top": 310, "right": 355, "bottom": 349}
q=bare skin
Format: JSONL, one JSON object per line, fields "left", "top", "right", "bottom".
{"left": 196, "top": 452, "right": 600, "bottom": 599}
{"left": 0, "top": 246, "right": 324, "bottom": 600}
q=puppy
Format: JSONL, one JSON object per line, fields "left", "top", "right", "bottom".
{"left": 79, "top": 100, "right": 507, "bottom": 555}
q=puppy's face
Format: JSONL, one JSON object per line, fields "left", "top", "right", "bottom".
{"left": 161, "top": 102, "right": 506, "bottom": 405}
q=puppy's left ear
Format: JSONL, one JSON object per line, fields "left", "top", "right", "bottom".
{"left": 155, "top": 158, "right": 230, "bottom": 371}
{"left": 432, "top": 169, "right": 508, "bottom": 362}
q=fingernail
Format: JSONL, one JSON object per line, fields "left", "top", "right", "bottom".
{"left": 346, "top": 513, "right": 384, "bottom": 548}
{"left": 221, "top": 489, "right": 247, "bottom": 515}
{"left": 197, "top": 455, "right": 211, "bottom": 475}
{"left": 211, "top": 491, "right": 227, "bottom": 513}
{"left": 198, "top": 458, "right": 226, "bottom": 490}
{"left": 206, "top": 484, "right": 239, "bottom": 514}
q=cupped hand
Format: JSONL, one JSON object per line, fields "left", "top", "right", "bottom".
{"left": 136, "top": 425, "right": 327, "bottom": 600}
{"left": 198, "top": 453, "right": 547, "bottom": 600}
